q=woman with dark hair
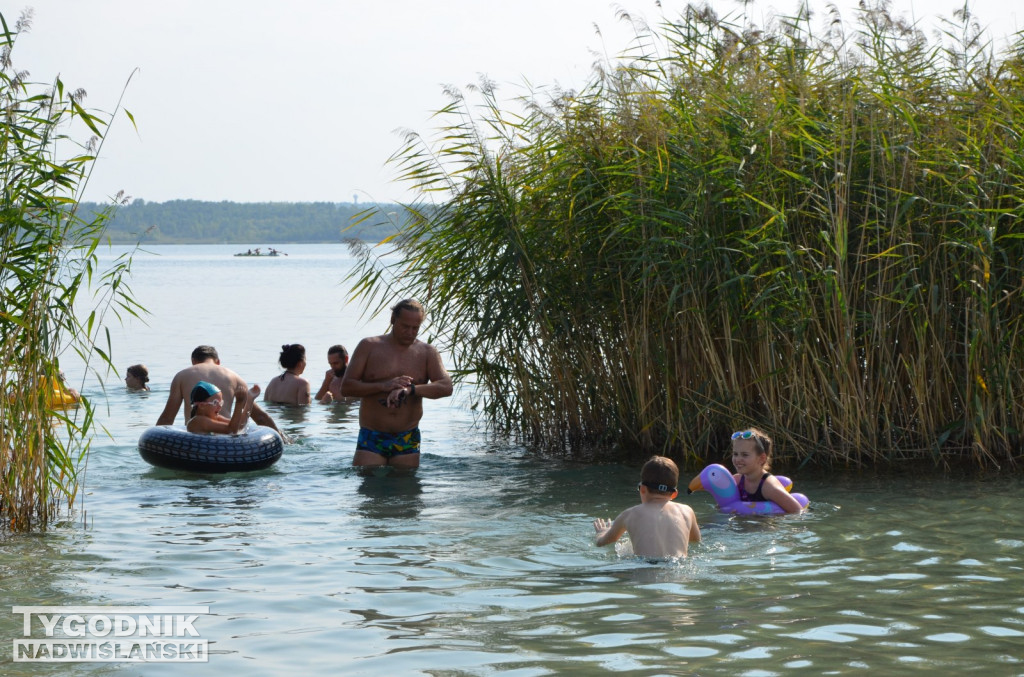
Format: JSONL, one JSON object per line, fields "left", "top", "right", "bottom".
{"left": 263, "top": 343, "right": 312, "bottom": 405}
{"left": 125, "top": 364, "right": 150, "bottom": 391}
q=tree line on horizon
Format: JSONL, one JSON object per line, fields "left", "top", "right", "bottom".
{"left": 83, "top": 199, "right": 408, "bottom": 244}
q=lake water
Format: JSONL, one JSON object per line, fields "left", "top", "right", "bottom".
{"left": 2, "top": 244, "right": 1023, "bottom": 675}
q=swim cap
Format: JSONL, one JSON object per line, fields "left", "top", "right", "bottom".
{"left": 190, "top": 381, "right": 219, "bottom": 402}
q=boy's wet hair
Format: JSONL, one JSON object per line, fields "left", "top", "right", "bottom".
{"left": 390, "top": 298, "right": 424, "bottom": 322}
{"left": 640, "top": 455, "right": 679, "bottom": 495}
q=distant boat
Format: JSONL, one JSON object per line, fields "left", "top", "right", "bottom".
{"left": 234, "top": 248, "right": 286, "bottom": 257}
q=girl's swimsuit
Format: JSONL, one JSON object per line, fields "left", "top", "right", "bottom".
{"left": 738, "top": 473, "right": 771, "bottom": 502}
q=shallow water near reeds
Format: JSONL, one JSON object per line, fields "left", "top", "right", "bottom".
{"left": 2, "top": 244, "right": 1023, "bottom": 675}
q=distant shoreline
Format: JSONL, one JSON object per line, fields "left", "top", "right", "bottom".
{"left": 83, "top": 199, "right": 408, "bottom": 245}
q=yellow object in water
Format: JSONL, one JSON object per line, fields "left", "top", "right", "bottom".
{"left": 49, "top": 387, "right": 80, "bottom": 408}
{"left": 6, "top": 377, "right": 81, "bottom": 408}
{"left": 48, "top": 376, "right": 80, "bottom": 408}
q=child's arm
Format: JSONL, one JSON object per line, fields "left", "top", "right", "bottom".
{"left": 593, "top": 513, "right": 628, "bottom": 547}
{"left": 225, "top": 384, "right": 260, "bottom": 433}
{"left": 762, "top": 476, "right": 804, "bottom": 514}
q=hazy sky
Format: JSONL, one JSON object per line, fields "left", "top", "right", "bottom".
{"left": 12, "top": 0, "right": 1020, "bottom": 205}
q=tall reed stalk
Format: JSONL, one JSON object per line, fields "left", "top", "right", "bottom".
{"left": 0, "top": 11, "right": 141, "bottom": 531}
{"left": 349, "top": 2, "right": 1024, "bottom": 468}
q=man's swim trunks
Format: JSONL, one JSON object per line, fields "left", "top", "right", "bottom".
{"left": 356, "top": 427, "right": 421, "bottom": 458}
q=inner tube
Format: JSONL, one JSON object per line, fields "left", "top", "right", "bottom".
{"left": 138, "top": 425, "right": 283, "bottom": 473}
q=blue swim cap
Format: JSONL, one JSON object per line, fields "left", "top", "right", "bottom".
{"left": 190, "top": 381, "right": 219, "bottom": 402}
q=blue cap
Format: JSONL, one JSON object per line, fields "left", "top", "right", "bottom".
{"left": 190, "top": 381, "right": 219, "bottom": 402}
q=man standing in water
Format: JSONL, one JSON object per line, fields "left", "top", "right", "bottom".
{"left": 157, "top": 345, "right": 287, "bottom": 440}
{"left": 341, "top": 299, "right": 452, "bottom": 468}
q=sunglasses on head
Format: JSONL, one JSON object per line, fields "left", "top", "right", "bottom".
{"left": 731, "top": 429, "right": 766, "bottom": 452}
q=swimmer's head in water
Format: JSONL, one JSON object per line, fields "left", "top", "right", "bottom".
{"left": 279, "top": 343, "right": 306, "bottom": 370}
{"left": 327, "top": 344, "right": 349, "bottom": 377}
{"left": 126, "top": 363, "right": 149, "bottom": 382}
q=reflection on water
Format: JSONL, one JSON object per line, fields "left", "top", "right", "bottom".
{"left": 262, "top": 400, "right": 357, "bottom": 443}
{"left": 4, "top": 246, "right": 1023, "bottom": 674}
{"left": 356, "top": 470, "right": 425, "bottom": 522}
{"left": 322, "top": 400, "right": 357, "bottom": 428}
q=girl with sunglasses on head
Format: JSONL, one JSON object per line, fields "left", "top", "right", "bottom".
{"left": 730, "top": 428, "right": 804, "bottom": 514}
{"left": 187, "top": 380, "right": 260, "bottom": 435}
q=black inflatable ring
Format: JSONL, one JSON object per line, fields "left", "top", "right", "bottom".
{"left": 138, "top": 425, "right": 283, "bottom": 473}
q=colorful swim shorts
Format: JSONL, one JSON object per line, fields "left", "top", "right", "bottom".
{"left": 356, "top": 427, "right": 421, "bottom": 458}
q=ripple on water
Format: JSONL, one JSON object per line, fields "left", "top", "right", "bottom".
{"left": 8, "top": 267, "right": 1024, "bottom": 675}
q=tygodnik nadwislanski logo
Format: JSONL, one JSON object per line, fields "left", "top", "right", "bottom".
{"left": 12, "top": 606, "right": 209, "bottom": 663}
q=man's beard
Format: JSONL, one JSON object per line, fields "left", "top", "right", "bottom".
{"left": 332, "top": 366, "right": 347, "bottom": 377}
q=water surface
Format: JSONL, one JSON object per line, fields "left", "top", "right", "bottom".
{"left": 2, "top": 244, "right": 1022, "bottom": 675}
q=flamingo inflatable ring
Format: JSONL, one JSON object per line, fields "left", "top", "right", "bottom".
{"left": 687, "top": 464, "right": 809, "bottom": 515}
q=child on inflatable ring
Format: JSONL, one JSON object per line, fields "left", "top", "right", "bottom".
{"left": 187, "top": 380, "right": 260, "bottom": 435}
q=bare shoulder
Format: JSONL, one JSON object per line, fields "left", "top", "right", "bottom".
{"left": 219, "top": 364, "right": 245, "bottom": 382}
{"left": 672, "top": 501, "right": 697, "bottom": 516}
{"left": 617, "top": 503, "right": 644, "bottom": 522}
{"left": 417, "top": 339, "right": 442, "bottom": 356}
{"left": 350, "top": 335, "right": 387, "bottom": 361}
{"left": 169, "top": 367, "right": 188, "bottom": 389}
{"left": 415, "top": 340, "right": 446, "bottom": 368}
{"left": 357, "top": 334, "right": 387, "bottom": 349}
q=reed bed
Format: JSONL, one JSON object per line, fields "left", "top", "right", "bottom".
{"left": 0, "top": 11, "right": 140, "bottom": 531}
{"left": 350, "top": 3, "right": 1024, "bottom": 468}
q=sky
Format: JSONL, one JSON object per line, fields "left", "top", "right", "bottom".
{"left": 11, "top": 0, "right": 1021, "bottom": 205}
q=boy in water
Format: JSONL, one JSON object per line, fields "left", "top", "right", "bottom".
{"left": 593, "top": 456, "right": 701, "bottom": 559}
